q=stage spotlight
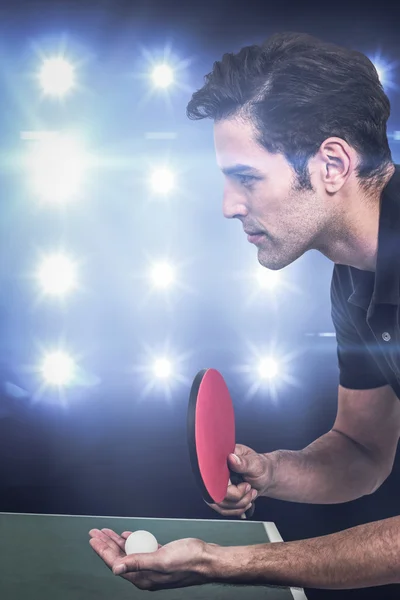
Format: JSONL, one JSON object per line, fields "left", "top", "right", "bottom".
{"left": 153, "top": 358, "right": 172, "bottom": 379}
{"left": 258, "top": 357, "right": 279, "bottom": 380}
{"left": 38, "top": 254, "right": 76, "bottom": 296}
{"left": 39, "top": 57, "right": 75, "bottom": 97}
{"left": 150, "top": 262, "right": 175, "bottom": 289}
{"left": 152, "top": 64, "right": 174, "bottom": 88}
{"left": 369, "top": 52, "right": 398, "bottom": 91}
{"left": 42, "top": 351, "right": 75, "bottom": 386}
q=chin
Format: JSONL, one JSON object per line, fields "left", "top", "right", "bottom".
{"left": 257, "top": 250, "right": 296, "bottom": 271}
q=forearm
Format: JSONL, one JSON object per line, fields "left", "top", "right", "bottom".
{"left": 263, "top": 429, "right": 384, "bottom": 504}
{"left": 207, "top": 515, "right": 400, "bottom": 589}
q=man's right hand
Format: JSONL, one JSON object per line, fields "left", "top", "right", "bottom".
{"left": 207, "top": 444, "right": 272, "bottom": 517}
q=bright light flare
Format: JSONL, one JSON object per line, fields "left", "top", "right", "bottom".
{"left": 38, "top": 254, "right": 77, "bottom": 296}
{"left": 41, "top": 351, "right": 76, "bottom": 386}
{"left": 152, "top": 64, "right": 174, "bottom": 88}
{"left": 150, "top": 262, "right": 175, "bottom": 289}
{"left": 258, "top": 357, "right": 279, "bottom": 380}
{"left": 153, "top": 358, "right": 172, "bottom": 379}
{"left": 39, "top": 57, "right": 75, "bottom": 97}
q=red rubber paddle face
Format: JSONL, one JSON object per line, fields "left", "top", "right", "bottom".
{"left": 194, "top": 369, "right": 235, "bottom": 503}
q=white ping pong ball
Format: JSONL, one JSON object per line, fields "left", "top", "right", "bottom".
{"left": 125, "top": 530, "right": 158, "bottom": 555}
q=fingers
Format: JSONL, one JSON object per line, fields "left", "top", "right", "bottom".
{"left": 88, "top": 529, "right": 125, "bottom": 569}
{"left": 226, "top": 481, "right": 251, "bottom": 500}
{"left": 222, "top": 482, "right": 257, "bottom": 506}
{"left": 101, "top": 528, "right": 130, "bottom": 551}
{"left": 208, "top": 502, "right": 253, "bottom": 517}
{"left": 89, "top": 529, "right": 146, "bottom": 586}
{"left": 221, "top": 486, "right": 257, "bottom": 508}
{"left": 207, "top": 483, "right": 258, "bottom": 516}
{"left": 89, "top": 528, "right": 117, "bottom": 546}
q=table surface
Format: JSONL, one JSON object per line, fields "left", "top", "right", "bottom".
{"left": 0, "top": 512, "right": 308, "bottom": 599}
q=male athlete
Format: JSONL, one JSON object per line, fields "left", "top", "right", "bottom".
{"left": 89, "top": 32, "right": 400, "bottom": 591}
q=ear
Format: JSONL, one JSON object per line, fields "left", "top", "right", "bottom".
{"left": 317, "top": 137, "right": 354, "bottom": 193}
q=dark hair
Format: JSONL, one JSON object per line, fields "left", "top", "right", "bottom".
{"left": 187, "top": 32, "right": 393, "bottom": 193}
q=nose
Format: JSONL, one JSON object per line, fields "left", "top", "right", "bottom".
{"left": 222, "top": 188, "right": 248, "bottom": 220}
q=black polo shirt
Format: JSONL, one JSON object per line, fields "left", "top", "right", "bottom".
{"left": 331, "top": 164, "right": 400, "bottom": 399}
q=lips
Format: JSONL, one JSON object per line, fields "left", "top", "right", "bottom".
{"left": 247, "top": 233, "right": 264, "bottom": 245}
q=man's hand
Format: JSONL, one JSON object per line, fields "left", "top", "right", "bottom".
{"left": 207, "top": 443, "right": 272, "bottom": 517}
{"left": 90, "top": 516, "right": 400, "bottom": 590}
{"left": 89, "top": 528, "right": 212, "bottom": 591}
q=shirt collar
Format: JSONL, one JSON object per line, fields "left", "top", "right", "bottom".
{"left": 348, "top": 164, "right": 400, "bottom": 310}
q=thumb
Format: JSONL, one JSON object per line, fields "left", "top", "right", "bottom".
{"left": 113, "top": 553, "right": 156, "bottom": 576}
{"left": 228, "top": 452, "right": 248, "bottom": 473}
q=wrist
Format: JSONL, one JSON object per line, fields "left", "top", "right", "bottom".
{"left": 202, "top": 543, "right": 256, "bottom": 584}
{"left": 203, "top": 540, "right": 293, "bottom": 587}
{"left": 200, "top": 543, "right": 222, "bottom": 581}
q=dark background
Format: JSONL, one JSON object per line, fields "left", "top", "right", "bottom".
{"left": 1, "top": 1, "right": 400, "bottom": 598}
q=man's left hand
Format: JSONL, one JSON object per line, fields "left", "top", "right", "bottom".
{"left": 89, "top": 528, "right": 214, "bottom": 591}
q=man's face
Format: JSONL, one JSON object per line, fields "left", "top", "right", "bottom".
{"left": 214, "top": 117, "right": 328, "bottom": 270}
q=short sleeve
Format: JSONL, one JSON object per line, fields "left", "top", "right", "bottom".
{"left": 330, "top": 267, "right": 388, "bottom": 390}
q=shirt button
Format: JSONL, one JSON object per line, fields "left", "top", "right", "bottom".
{"left": 382, "top": 332, "right": 391, "bottom": 342}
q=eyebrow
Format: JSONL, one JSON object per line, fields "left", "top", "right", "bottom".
{"left": 220, "top": 164, "right": 262, "bottom": 176}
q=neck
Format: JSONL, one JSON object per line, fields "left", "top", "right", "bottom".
{"left": 316, "top": 165, "right": 395, "bottom": 272}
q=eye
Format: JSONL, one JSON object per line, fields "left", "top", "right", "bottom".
{"left": 236, "top": 174, "right": 256, "bottom": 188}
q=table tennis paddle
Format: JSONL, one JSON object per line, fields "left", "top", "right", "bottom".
{"left": 187, "top": 368, "right": 255, "bottom": 519}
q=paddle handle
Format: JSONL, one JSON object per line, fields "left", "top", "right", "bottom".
{"left": 228, "top": 474, "right": 255, "bottom": 519}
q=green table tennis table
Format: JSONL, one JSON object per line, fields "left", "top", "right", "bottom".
{"left": 0, "top": 512, "right": 308, "bottom": 599}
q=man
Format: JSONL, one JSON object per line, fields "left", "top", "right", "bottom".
{"left": 89, "top": 32, "right": 400, "bottom": 591}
